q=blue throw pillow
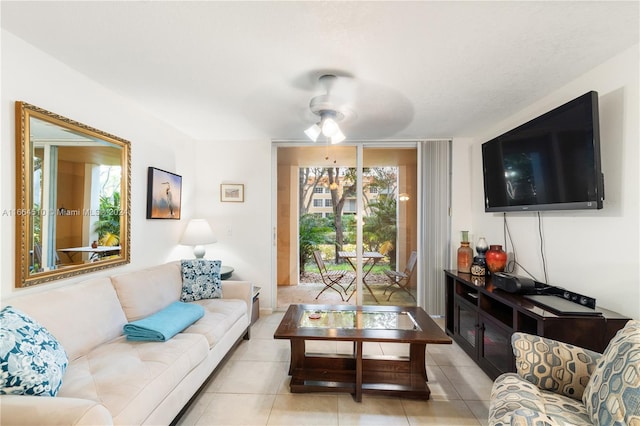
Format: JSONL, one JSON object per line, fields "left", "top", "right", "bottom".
{"left": 0, "top": 306, "right": 69, "bottom": 396}
{"left": 180, "top": 259, "right": 222, "bottom": 302}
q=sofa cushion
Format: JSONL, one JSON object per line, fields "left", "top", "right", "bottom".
{"left": 0, "top": 395, "right": 113, "bottom": 425}
{"left": 2, "top": 277, "right": 127, "bottom": 362}
{"left": 489, "top": 372, "right": 592, "bottom": 426}
{"left": 180, "top": 259, "right": 222, "bottom": 302}
{"left": 0, "top": 306, "right": 68, "bottom": 396}
{"left": 583, "top": 320, "right": 640, "bottom": 425}
{"left": 183, "top": 299, "right": 247, "bottom": 348}
{"left": 111, "top": 262, "right": 182, "bottom": 321}
{"left": 543, "top": 392, "right": 593, "bottom": 425}
{"left": 58, "top": 333, "right": 209, "bottom": 425}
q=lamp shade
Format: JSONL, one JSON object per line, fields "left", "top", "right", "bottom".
{"left": 304, "top": 123, "right": 321, "bottom": 142}
{"left": 180, "top": 219, "right": 216, "bottom": 258}
{"left": 330, "top": 129, "right": 346, "bottom": 144}
{"left": 321, "top": 117, "right": 339, "bottom": 137}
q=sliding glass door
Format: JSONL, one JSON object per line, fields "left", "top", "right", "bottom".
{"left": 361, "top": 146, "right": 418, "bottom": 305}
{"left": 275, "top": 143, "right": 418, "bottom": 308}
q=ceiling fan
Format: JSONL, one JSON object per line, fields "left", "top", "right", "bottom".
{"left": 304, "top": 74, "right": 355, "bottom": 144}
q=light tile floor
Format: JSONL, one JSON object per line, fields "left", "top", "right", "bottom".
{"left": 175, "top": 312, "right": 492, "bottom": 426}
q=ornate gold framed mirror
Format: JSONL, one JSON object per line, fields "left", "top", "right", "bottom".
{"left": 15, "top": 102, "right": 131, "bottom": 287}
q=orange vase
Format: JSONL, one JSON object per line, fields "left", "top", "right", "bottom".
{"left": 486, "top": 245, "right": 507, "bottom": 273}
{"left": 457, "top": 242, "right": 473, "bottom": 273}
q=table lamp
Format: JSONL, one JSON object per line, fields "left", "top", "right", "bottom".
{"left": 180, "top": 219, "right": 217, "bottom": 259}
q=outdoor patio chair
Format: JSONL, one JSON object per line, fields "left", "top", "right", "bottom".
{"left": 383, "top": 250, "right": 417, "bottom": 301}
{"left": 313, "top": 250, "right": 348, "bottom": 301}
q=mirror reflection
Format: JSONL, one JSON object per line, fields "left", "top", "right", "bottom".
{"left": 16, "top": 102, "right": 130, "bottom": 287}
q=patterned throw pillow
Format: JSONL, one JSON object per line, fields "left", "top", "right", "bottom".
{"left": 512, "top": 332, "right": 601, "bottom": 400}
{"left": 0, "top": 306, "right": 69, "bottom": 396}
{"left": 583, "top": 320, "right": 640, "bottom": 425}
{"left": 180, "top": 259, "right": 222, "bottom": 302}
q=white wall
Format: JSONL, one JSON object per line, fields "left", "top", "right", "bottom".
{"left": 450, "top": 137, "right": 475, "bottom": 252}
{"left": 455, "top": 45, "right": 639, "bottom": 319}
{"left": 1, "top": 31, "right": 197, "bottom": 298}
{"left": 184, "top": 141, "right": 274, "bottom": 310}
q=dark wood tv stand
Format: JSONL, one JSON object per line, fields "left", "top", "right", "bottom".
{"left": 444, "top": 270, "right": 630, "bottom": 380}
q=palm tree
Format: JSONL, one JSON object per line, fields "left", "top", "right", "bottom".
{"left": 364, "top": 195, "right": 397, "bottom": 268}
{"left": 94, "top": 192, "right": 121, "bottom": 246}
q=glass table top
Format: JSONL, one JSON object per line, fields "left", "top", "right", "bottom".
{"left": 299, "top": 309, "right": 421, "bottom": 331}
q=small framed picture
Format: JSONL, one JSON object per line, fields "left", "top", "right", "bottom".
{"left": 147, "top": 167, "right": 182, "bottom": 219}
{"left": 220, "top": 184, "right": 244, "bottom": 202}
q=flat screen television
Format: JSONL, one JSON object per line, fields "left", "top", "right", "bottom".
{"left": 482, "top": 91, "right": 604, "bottom": 212}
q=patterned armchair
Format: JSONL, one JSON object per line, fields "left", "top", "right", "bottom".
{"left": 489, "top": 320, "right": 640, "bottom": 426}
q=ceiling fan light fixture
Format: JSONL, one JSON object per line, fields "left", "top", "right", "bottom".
{"left": 304, "top": 74, "right": 352, "bottom": 144}
{"left": 304, "top": 123, "right": 321, "bottom": 142}
{"left": 330, "top": 129, "right": 346, "bottom": 144}
{"left": 321, "top": 116, "right": 340, "bottom": 137}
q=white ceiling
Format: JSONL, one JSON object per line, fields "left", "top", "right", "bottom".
{"left": 2, "top": 1, "right": 638, "bottom": 142}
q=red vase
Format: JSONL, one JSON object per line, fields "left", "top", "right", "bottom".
{"left": 486, "top": 245, "right": 507, "bottom": 273}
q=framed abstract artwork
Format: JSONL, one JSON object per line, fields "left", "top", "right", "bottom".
{"left": 146, "top": 167, "right": 182, "bottom": 219}
{"left": 220, "top": 184, "right": 244, "bottom": 202}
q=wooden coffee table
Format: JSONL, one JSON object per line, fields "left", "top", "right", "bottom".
{"left": 274, "top": 304, "right": 451, "bottom": 402}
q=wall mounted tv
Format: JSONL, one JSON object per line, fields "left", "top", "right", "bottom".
{"left": 482, "top": 91, "right": 604, "bottom": 212}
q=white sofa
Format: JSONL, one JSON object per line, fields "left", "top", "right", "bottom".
{"left": 0, "top": 261, "right": 253, "bottom": 425}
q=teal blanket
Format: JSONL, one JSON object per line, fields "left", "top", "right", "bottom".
{"left": 123, "top": 301, "right": 205, "bottom": 341}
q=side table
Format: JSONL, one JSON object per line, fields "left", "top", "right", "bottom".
{"left": 252, "top": 286, "right": 261, "bottom": 325}
{"left": 220, "top": 265, "right": 234, "bottom": 280}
